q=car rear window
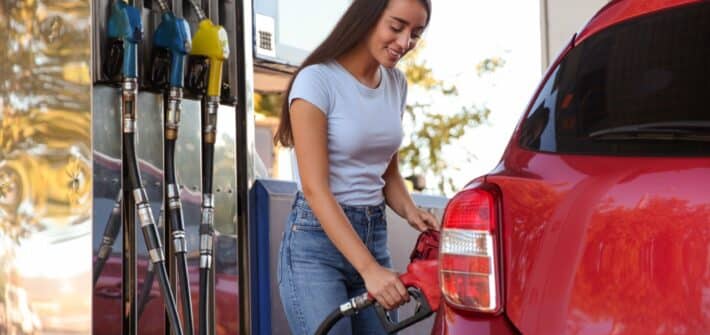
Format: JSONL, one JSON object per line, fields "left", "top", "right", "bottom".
{"left": 520, "top": 2, "right": 710, "bottom": 156}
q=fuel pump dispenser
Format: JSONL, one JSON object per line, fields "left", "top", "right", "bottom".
{"left": 149, "top": 2, "right": 195, "bottom": 333}
{"left": 107, "top": 1, "right": 184, "bottom": 334}
{"left": 182, "top": 2, "right": 230, "bottom": 334}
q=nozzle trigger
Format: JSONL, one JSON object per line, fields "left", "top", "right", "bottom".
{"left": 374, "top": 286, "right": 434, "bottom": 334}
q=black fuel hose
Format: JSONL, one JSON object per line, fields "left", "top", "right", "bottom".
{"left": 314, "top": 293, "right": 372, "bottom": 335}
{"left": 314, "top": 309, "right": 345, "bottom": 335}
{"left": 165, "top": 134, "right": 195, "bottom": 335}
{"left": 198, "top": 264, "right": 210, "bottom": 335}
{"left": 136, "top": 207, "right": 165, "bottom": 319}
{"left": 137, "top": 259, "right": 156, "bottom": 317}
{"left": 198, "top": 138, "right": 215, "bottom": 335}
{"left": 93, "top": 192, "right": 122, "bottom": 287}
{"left": 123, "top": 98, "right": 184, "bottom": 335}
{"left": 198, "top": 95, "right": 218, "bottom": 335}
{"left": 201, "top": 142, "right": 214, "bottom": 193}
{"left": 123, "top": 134, "right": 143, "bottom": 192}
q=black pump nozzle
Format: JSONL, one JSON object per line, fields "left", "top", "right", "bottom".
{"left": 185, "top": 56, "right": 209, "bottom": 96}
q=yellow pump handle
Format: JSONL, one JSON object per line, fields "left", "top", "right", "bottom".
{"left": 190, "top": 19, "right": 229, "bottom": 97}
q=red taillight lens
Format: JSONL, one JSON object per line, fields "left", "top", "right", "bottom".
{"left": 439, "top": 186, "right": 502, "bottom": 313}
{"left": 441, "top": 190, "right": 495, "bottom": 231}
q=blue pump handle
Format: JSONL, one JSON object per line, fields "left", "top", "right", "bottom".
{"left": 107, "top": 1, "right": 143, "bottom": 78}
{"left": 153, "top": 12, "right": 192, "bottom": 88}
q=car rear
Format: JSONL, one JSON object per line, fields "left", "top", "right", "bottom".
{"left": 432, "top": 0, "right": 710, "bottom": 334}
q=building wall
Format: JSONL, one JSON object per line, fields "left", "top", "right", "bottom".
{"left": 540, "top": 0, "right": 609, "bottom": 70}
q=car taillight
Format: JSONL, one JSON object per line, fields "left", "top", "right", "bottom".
{"left": 439, "top": 185, "right": 502, "bottom": 313}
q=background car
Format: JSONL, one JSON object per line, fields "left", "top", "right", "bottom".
{"left": 431, "top": 0, "right": 710, "bottom": 334}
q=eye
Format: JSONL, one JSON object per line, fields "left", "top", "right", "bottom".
{"left": 390, "top": 25, "right": 404, "bottom": 32}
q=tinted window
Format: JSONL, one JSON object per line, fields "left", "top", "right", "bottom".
{"left": 520, "top": 3, "right": 710, "bottom": 156}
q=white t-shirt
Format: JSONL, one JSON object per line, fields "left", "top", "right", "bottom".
{"left": 289, "top": 61, "right": 407, "bottom": 205}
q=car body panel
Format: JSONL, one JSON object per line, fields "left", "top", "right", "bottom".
{"left": 433, "top": 0, "right": 710, "bottom": 333}
{"left": 488, "top": 149, "right": 710, "bottom": 334}
{"left": 431, "top": 303, "right": 520, "bottom": 335}
{"left": 576, "top": 0, "right": 702, "bottom": 46}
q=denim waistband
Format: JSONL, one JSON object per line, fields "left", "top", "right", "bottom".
{"left": 294, "top": 191, "right": 386, "bottom": 217}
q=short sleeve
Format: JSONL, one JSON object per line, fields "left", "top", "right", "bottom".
{"left": 395, "top": 68, "right": 408, "bottom": 118}
{"left": 289, "top": 65, "right": 331, "bottom": 116}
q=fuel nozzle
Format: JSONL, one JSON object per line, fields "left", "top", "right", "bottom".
{"left": 374, "top": 261, "right": 440, "bottom": 334}
{"left": 151, "top": 12, "right": 192, "bottom": 89}
{"left": 152, "top": 11, "right": 191, "bottom": 139}
{"left": 374, "top": 230, "right": 441, "bottom": 333}
{"left": 108, "top": 0, "right": 142, "bottom": 129}
{"left": 315, "top": 231, "right": 442, "bottom": 335}
{"left": 188, "top": 18, "right": 229, "bottom": 146}
{"left": 185, "top": 17, "right": 229, "bottom": 103}
{"left": 190, "top": 19, "right": 229, "bottom": 98}
{"left": 106, "top": 0, "right": 143, "bottom": 80}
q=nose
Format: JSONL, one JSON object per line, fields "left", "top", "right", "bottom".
{"left": 396, "top": 33, "right": 412, "bottom": 52}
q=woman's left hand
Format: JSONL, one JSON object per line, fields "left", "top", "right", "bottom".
{"left": 404, "top": 206, "right": 439, "bottom": 232}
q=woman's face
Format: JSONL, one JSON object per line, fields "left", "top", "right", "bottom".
{"left": 366, "top": 0, "right": 428, "bottom": 68}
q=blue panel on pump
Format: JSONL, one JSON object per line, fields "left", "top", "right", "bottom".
{"left": 249, "top": 179, "right": 298, "bottom": 335}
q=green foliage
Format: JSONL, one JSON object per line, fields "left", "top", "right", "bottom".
{"left": 476, "top": 56, "right": 506, "bottom": 76}
{"left": 254, "top": 92, "right": 283, "bottom": 118}
{"left": 399, "top": 105, "right": 490, "bottom": 193}
{"left": 398, "top": 44, "right": 501, "bottom": 194}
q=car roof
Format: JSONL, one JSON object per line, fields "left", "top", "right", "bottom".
{"left": 576, "top": 0, "right": 703, "bottom": 45}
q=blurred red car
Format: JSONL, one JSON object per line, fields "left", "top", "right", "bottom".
{"left": 431, "top": 0, "right": 710, "bottom": 334}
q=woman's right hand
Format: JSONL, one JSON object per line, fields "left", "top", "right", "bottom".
{"left": 360, "top": 263, "right": 409, "bottom": 310}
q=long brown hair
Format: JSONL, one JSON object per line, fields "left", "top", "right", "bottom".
{"left": 274, "top": 0, "right": 431, "bottom": 147}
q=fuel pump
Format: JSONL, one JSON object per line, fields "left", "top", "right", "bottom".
{"left": 183, "top": 2, "right": 230, "bottom": 334}
{"left": 107, "top": 1, "right": 184, "bottom": 334}
{"left": 148, "top": 2, "right": 195, "bottom": 333}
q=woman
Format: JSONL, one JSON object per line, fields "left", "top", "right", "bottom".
{"left": 275, "top": 0, "right": 437, "bottom": 334}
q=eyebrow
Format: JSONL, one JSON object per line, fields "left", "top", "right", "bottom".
{"left": 390, "top": 16, "right": 425, "bottom": 30}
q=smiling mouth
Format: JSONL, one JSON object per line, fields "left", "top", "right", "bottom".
{"left": 386, "top": 48, "right": 402, "bottom": 60}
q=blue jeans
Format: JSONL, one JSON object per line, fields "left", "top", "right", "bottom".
{"left": 278, "top": 192, "right": 395, "bottom": 335}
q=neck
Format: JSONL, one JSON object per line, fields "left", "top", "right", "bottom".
{"left": 336, "top": 44, "right": 381, "bottom": 88}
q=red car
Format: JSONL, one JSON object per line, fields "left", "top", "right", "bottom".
{"left": 432, "top": 0, "right": 710, "bottom": 334}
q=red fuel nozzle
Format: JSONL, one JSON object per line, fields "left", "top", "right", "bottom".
{"left": 373, "top": 230, "right": 441, "bottom": 333}
{"left": 405, "top": 230, "right": 441, "bottom": 311}
{"left": 315, "top": 230, "right": 441, "bottom": 335}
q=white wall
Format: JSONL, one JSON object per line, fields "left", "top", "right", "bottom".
{"left": 540, "top": 0, "right": 609, "bottom": 70}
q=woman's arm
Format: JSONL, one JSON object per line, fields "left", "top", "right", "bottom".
{"left": 382, "top": 154, "right": 439, "bottom": 231}
{"left": 290, "top": 99, "right": 408, "bottom": 309}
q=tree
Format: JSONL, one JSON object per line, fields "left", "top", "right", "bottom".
{"left": 398, "top": 44, "right": 503, "bottom": 194}
{"left": 254, "top": 92, "right": 282, "bottom": 119}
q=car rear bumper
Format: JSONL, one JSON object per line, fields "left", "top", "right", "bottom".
{"left": 431, "top": 303, "right": 521, "bottom": 335}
